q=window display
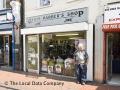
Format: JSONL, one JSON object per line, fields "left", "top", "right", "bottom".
{"left": 64, "top": 56, "right": 75, "bottom": 76}
{"left": 42, "top": 32, "right": 86, "bottom": 76}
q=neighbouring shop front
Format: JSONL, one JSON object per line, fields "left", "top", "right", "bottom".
{"left": 0, "top": 9, "right": 13, "bottom": 69}
{"left": 102, "top": 3, "right": 120, "bottom": 85}
{"left": 22, "top": 7, "right": 93, "bottom": 81}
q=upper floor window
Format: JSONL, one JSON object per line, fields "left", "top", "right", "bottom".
{"left": 4, "top": 0, "right": 11, "bottom": 8}
{"left": 40, "top": 0, "right": 51, "bottom": 6}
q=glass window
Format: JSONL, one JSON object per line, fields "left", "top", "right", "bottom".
{"left": 4, "top": 0, "right": 11, "bottom": 8}
{"left": 41, "top": 31, "right": 86, "bottom": 77}
{"left": 40, "top": 0, "right": 51, "bottom": 6}
{"left": 27, "top": 35, "right": 39, "bottom": 70}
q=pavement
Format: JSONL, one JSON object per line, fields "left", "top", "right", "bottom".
{"left": 0, "top": 70, "right": 120, "bottom": 90}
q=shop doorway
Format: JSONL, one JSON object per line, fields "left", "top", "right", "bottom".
{"left": 106, "top": 33, "right": 120, "bottom": 85}
{"left": 26, "top": 35, "right": 40, "bottom": 73}
{"left": 0, "top": 35, "right": 12, "bottom": 67}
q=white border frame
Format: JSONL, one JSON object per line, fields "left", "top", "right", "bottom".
{"left": 22, "top": 22, "right": 93, "bottom": 81}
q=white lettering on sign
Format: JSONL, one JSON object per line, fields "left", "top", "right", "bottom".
{"left": 25, "top": 8, "right": 88, "bottom": 28}
{"left": 102, "top": 23, "right": 120, "bottom": 29}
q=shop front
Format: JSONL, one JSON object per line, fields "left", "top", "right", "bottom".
{"left": 0, "top": 9, "right": 13, "bottom": 70}
{"left": 0, "top": 35, "right": 12, "bottom": 66}
{"left": 102, "top": 3, "right": 120, "bottom": 85}
{"left": 22, "top": 7, "right": 93, "bottom": 81}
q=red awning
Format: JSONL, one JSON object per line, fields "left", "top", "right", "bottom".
{"left": 102, "top": 23, "right": 120, "bottom": 32}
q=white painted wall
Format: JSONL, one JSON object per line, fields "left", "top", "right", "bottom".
{"left": 21, "top": 22, "right": 88, "bottom": 34}
{"left": 24, "top": 0, "right": 120, "bottom": 24}
{"left": 23, "top": 34, "right": 26, "bottom": 72}
{"left": 95, "top": 15, "right": 104, "bottom": 82}
{"left": 0, "top": 0, "right": 3, "bottom": 9}
{"left": 24, "top": 0, "right": 99, "bottom": 24}
{"left": 87, "top": 24, "right": 93, "bottom": 81}
{"left": 98, "top": 0, "right": 120, "bottom": 15}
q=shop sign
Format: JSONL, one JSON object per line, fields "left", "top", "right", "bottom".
{"left": 104, "top": 3, "right": 120, "bottom": 24}
{"left": 102, "top": 23, "right": 120, "bottom": 30}
{"left": 25, "top": 7, "right": 88, "bottom": 28}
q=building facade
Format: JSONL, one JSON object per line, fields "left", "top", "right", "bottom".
{"left": 21, "top": 0, "right": 103, "bottom": 81}
{"left": 0, "top": 0, "right": 14, "bottom": 70}
{"left": 0, "top": 0, "right": 120, "bottom": 85}
{"left": 23, "top": 0, "right": 120, "bottom": 84}
{"left": 0, "top": 0, "right": 24, "bottom": 70}
{"left": 95, "top": 0, "right": 120, "bottom": 85}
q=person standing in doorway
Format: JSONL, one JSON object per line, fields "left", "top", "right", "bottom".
{"left": 74, "top": 43, "right": 88, "bottom": 85}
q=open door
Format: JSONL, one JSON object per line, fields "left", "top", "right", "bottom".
{"left": 106, "top": 33, "right": 113, "bottom": 81}
{"left": 3, "top": 35, "right": 12, "bottom": 66}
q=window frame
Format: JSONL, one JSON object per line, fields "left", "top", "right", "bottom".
{"left": 37, "top": 0, "right": 52, "bottom": 9}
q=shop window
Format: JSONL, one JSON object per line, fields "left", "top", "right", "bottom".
{"left": 41, "top": 31, "right": 86, "bottom": 77}
{"left": 40, "top": 0, "right": 51, "bottom": 6}
{"left": 27, "top": 35, "right": 38, "bottom": 70}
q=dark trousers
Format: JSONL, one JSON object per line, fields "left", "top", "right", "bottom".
{"left": 76, "top": 64, "right": 87, "bottom": 83}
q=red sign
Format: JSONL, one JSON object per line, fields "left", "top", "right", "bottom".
{"left": 102, "top": 23, "right": 120, "bottom": 32}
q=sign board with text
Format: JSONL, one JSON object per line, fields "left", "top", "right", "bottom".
{"left": 0, "top": 9, "right": 13, "bottom": 30}
{"left": 104, "top": 3, "right": 120, "bottom": 24}
{"left": 25, "top": 7, "right": 88, "bottom": 28}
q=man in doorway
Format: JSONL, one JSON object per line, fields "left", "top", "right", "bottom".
{"left": 74, "top": 43, "right": 88, "bottom": 85}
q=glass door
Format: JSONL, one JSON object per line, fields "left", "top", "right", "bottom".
{"left": 3, "top": 36, "right": 10, "bottom": 66}
{"left": 106, "top": 33, "right": 113, "bottom": 81}
{"left": 26, "top": 35, "right": 39, "bottom": 73}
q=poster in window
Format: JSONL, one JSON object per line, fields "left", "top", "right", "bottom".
{"left": 48, "top": 66, "right": 53, "bottom": 74}
{"left": 55, "top": 64, "right": 62, "bottom": 74}
{"left": 75, "top": 39, "right": 87, "bottom": 50}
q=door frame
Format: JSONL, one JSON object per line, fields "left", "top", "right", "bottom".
{"left": 105, "top": 33, "right": 114, "bottom": 81}
{"left": 103, "top": 27, "right": 120, "bottom": 82}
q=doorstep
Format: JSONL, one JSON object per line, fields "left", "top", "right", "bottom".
{"left": 107, "top": 81, "right": 120, "bottom": 86}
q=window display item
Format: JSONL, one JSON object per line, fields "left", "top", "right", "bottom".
{"left": 55, "top": 64, "right": 62, "bottom": 74}
{"left": 42, "top": 60, "right": 48, "bottom": 72}
{"left": 48, "top": 66, "right": 53, "bottom": 74}
{"left": 64, "top": 58, "right": 75, "bottom": 76}
{"left": 64, "top": 58, "right": 74, "bottom": 69}
{"left": 56, "top": 56, "right": 64, "bottom": 63}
